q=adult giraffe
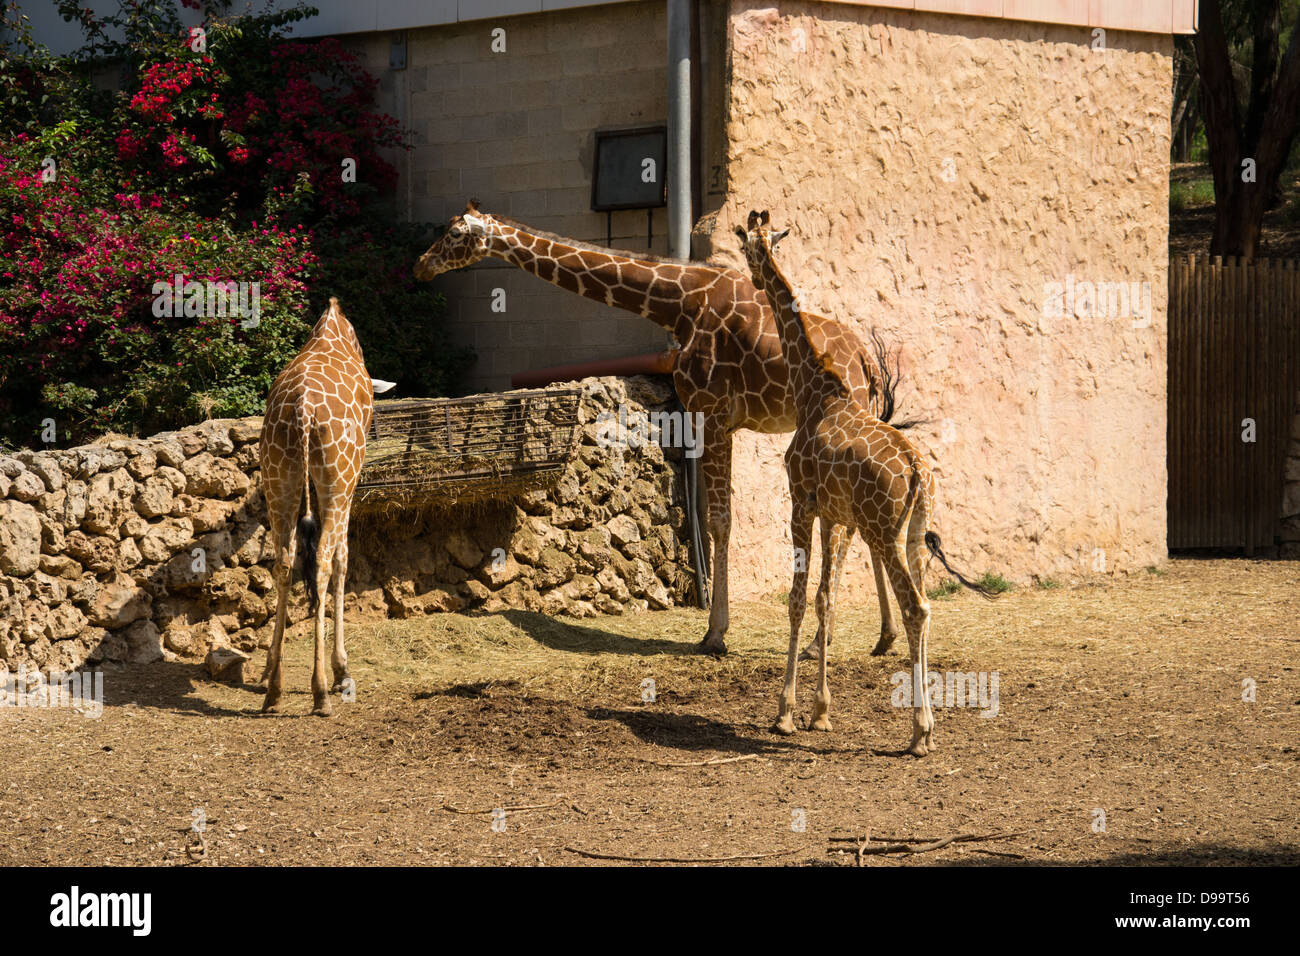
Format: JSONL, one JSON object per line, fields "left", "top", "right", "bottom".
{"left": 737, "top": 211, "right": 995, "bottom": 755}
{"left": 259, "top": 298, "right": 381, "bottom": 716}
{"left": 414, "top": 201, "right": 914, "bottom": 656}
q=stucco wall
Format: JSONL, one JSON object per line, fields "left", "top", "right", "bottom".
{"left": 350, "top": 0, "right": 674, "bottom": 391}
{"left": 704, "top": 1, "right": 1172, "bottom": 599}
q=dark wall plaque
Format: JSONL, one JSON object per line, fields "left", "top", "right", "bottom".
{"left": 591, "top": 126, "right": 668, "bottom": 211}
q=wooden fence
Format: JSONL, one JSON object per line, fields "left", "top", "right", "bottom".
{"left": 1167, "top": 255, "right": 1300, "bottom": 554}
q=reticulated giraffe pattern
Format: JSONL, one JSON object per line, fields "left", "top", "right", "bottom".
{"left": 736, "top": 211, "right": 941, "bottom": 756}
{"left": 415, "top": 200, "right": 908, "bottom": 657}
{"left": 258, "top": 298, "right": 375, "bottom": 717}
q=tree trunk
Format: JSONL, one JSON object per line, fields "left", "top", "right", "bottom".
{"left": 1195, "top": 0, "right": 1300, "bottom": 258}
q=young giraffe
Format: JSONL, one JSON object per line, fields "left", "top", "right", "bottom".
{"left": 736, "top": 211, "right": 993, "bottom": 756}
{"left": 415, "top": 201, "right": 916, "bottom": 659}
{"left": 259, "top": 298, "right": 377, "bottom": 717}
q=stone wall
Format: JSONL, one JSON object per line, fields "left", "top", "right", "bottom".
{"left": 700, "top": 1, "right": 1173, "bottom": 598}
{"left": 0, "top": 377, "right": 694, "bottom": 673}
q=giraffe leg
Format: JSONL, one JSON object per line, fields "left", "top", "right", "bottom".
{"left": 698, "top": 421, "right": 732, "bottom": 655}
{"left": 310, "top": 499, "right": 346, "bottom": 717}
{"left": 259, "top": 465, "right": 300, "bottom": 709}
{"left": 260, "top": 524, "right": 294, "bottom": 713}
{"left": 774, "top": 504, "right": 813, "bottom": 735}
{"left": 868, "top": 545, "right": 902, "bottom": 656}
{"left": 809, "top": 521, "right": 840, "bottom": 731}
{"left": 882, "top": 535, "right": 934, "bottom": 757}
{"left": 330, "top": 530, "right": 352, "bottom": 695}
{"left": 905, "top": 497, "right": 937, "bottom": 750}
{"left": 800, "top": 521, "right": 849, "bottom": 663}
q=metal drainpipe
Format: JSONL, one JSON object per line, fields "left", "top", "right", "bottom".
{"left": 666, "top": 0, "right": 709, "bottom": 610}
{"left": 667, "top": 0, "right": 692, "bottom": 264}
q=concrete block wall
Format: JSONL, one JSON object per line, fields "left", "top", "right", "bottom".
{"left": 348, "top": 0, "right": 676, "bottom": 391}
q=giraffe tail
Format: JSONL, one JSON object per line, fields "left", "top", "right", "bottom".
{"left": 298, "top": 509, "right": 320, "bottom": 614}
{"left": 924, "top": 532, "right": 1000, "bottom": 600}
{"left": 298, "top": 429, "right": 321, "bottom": 614}
{"left": 869, "top": 327, "right": 927, "bottom": 431}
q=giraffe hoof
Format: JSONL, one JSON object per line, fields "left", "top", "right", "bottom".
{"left": 698, "top": 634, "right": 728, "bottom": 656}
{"left": 810, "top": 716, "right": 833, "bottom": 732}
{"left": 331, "top": 675, "right": 352, "bottom": 694}
{"left": 312, "top": 699, "right": 334, "bottom": 718}
{"left": 798, "top": 645, "right": 823, "bottom": 663}
{"left": 771, "top": 716, "right": 797, "bottom": 736}
{"left": 870, "top": 632, "right": 899, "bottom": 656}
{"left": 261, "top": 697, "right": 281, "bottom": 714}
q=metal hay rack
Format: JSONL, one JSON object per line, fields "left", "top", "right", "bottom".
{"left": 355, "top": 386, "right": 582, "bottom": 509}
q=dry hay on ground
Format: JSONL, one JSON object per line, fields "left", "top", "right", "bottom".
{"left": 0, "top": 559, "right": 1296, "bottom": 866}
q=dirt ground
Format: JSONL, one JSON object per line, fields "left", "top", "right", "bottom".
{"left": 1, "top": 558, "right": 1297, "bottom": 867}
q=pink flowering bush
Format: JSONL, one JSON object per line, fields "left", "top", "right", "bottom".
{"left": 65, "top": 2, "right": 404, "bottom": 220}
{"left": 0, "top": 2, "right": 469, "bottom": 446}
{"left": 0, "top": 151, "right": 314, "bottom": 439}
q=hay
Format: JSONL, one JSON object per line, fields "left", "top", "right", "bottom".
{"left": 356, "top": 387, "right": 581, "bottom": 510}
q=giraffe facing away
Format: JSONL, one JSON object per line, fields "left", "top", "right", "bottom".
{"left": 259, "top": 298, "right": 379, "bottom": 716}
{"left": 414, "top": 201, "right": 917, "bottom": 658}
{"left": 736, "top": 211, "right": 995, "bottom": 756}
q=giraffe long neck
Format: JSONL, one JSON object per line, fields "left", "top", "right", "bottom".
{"left": 753, "top": 255, "right": 839, "bottom": 399}
{"left": 485, "top": 225, "right": 703, "bottom": 339}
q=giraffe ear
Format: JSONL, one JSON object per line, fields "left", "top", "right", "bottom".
{"left": 466, "top": 198, "right": 480, "bottom": 213}
{"left": 734, "top": 226, "right": 748, "bottom": 244}
{"left": 760, "top": 210, "right": 770, "bottom": 225}
{"left": 770, "top": 228, "right": 790, "bottom": 249}
{"left": 747, "top": 210, "right": 761, "bottom": 230}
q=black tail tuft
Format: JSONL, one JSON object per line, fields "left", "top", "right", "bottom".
{"left": 869, "top": 327, "right": 928, "bottom": 431}
{"left": 298, "top": 513, "right": 320, "bottom": 613}
{"left": 925, "top": 531, "right": 1000, "bottom": 600}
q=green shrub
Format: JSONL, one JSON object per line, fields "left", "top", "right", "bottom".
{"left": 976, "top": 572, "right": 1013, "bottom": 594}
{"left": 927, "top": 579, "right": 961, "bottom": 600}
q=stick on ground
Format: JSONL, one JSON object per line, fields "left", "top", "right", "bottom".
{"left": 441, "top": 800, "right": 563, "bottom": 815}
{"left": 827, "top": 831, "right": 1024, "bottom": 861}
{"left": 565, "top": 845, "right": 800, "bottom": 864}
{"left": 639, "top": 754, "right": 766, "bottom": 768}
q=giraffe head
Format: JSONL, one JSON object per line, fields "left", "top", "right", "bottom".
{"left": 733, "top": 209, "right": 789, "bottom": 282}
{"left": 413, "top": 200, "right": 495, "bottom": 280}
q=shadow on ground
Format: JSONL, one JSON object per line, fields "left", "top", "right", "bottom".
{"left": 926, "top": 843, "right": 1300, "bottom": 866}
{"left": 500, "top": 608, "right": 702, "bottom": 657}
{"left": 101, "top": 660, "right": 258, "bottom": 718}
